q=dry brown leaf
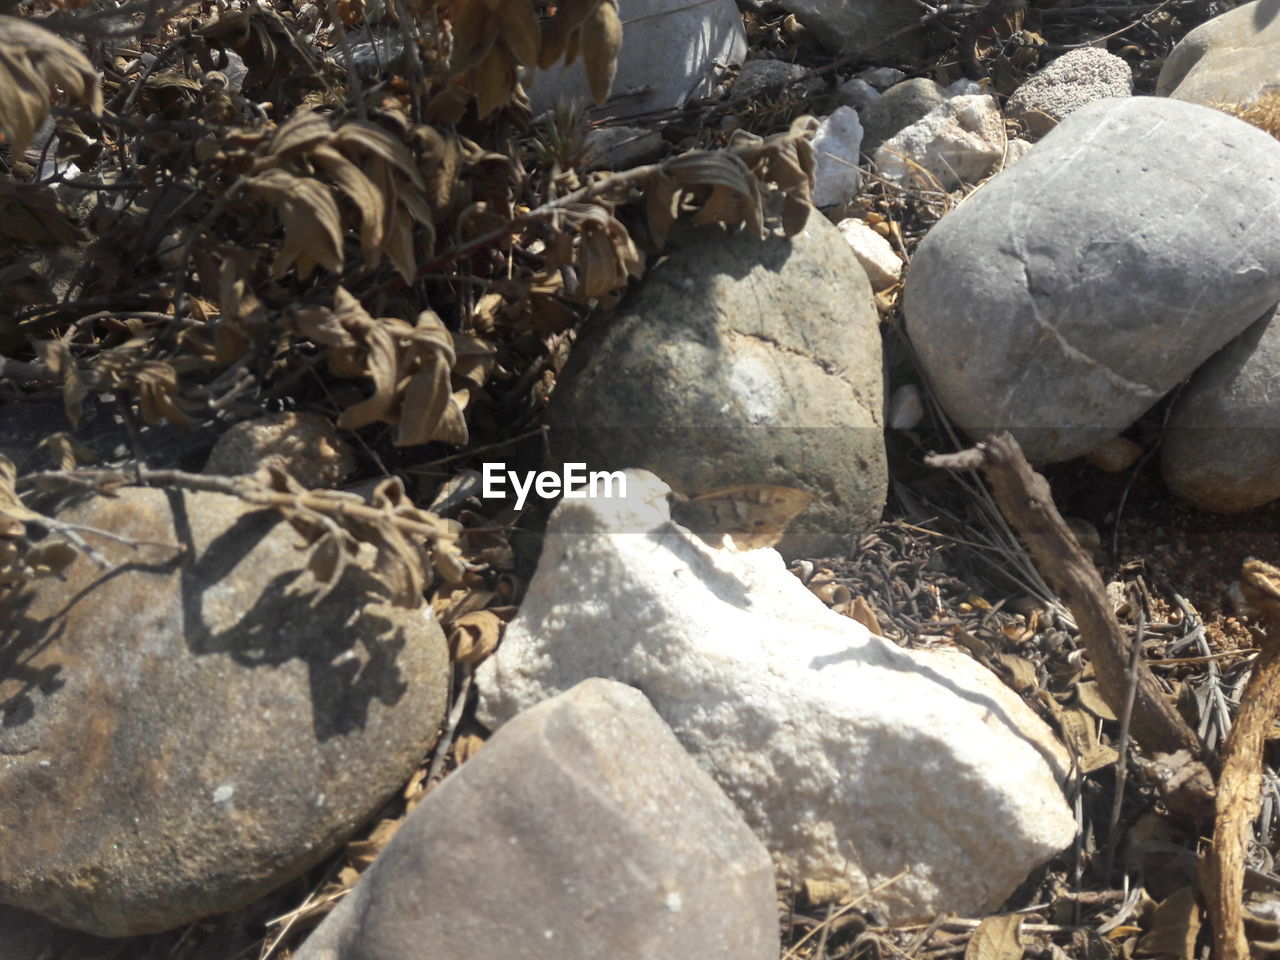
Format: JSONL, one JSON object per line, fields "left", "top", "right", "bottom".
{"left": 246, "top": 169, "right": 344, "bottom": 278}
{"left": 0, "top": 180, "right": 84, "bottom": 246}
{"left": 449, "top": 609, "right": 502, "bottom": 664}
{"left": 965, "top": 913, "right": 1023, "bottom": 960}
{"left": 579, "top": 0, "right": 621, "bottom": 104}
{"left": 1136, "top": 887, "right": 1200, "bottom": 959}
{"left": 0, "top": 16, "right": 101, "bottom": 156}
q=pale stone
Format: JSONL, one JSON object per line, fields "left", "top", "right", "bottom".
{"left": 476, "top": 471, "right": 1076, "bottom": 923}
{"left": 1157, "top": 0, "right": 1280, "bottom": 108}
{"left": 835, "top": 76, "right": 879, "bottom": 111}
{"left": 529, "top": 0, "right": 746, "bottom": 120}
{"left": 295, "top": 679, "right": 779, "bottom": 960}
{"left": 874, "top": 95, "right": 1006, "bottom": 189}
{"left": 811, "top": 106, "right": 865, "bottom": 208}
{"left": 1007, "top": 47, "right": 1132, "bottom": 136}
{"left": 836, "top": 217, "right": 902, "bottom": 290}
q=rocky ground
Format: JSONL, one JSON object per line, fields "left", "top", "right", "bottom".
{"left": 2, "top": 0, "right": 1280, "bottom": 958}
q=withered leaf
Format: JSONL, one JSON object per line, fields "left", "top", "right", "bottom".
{"left": 246, "top": 169, "right": 344, "bottom": 278}
{"left": 964, "top": 913, "right": 1023, "bottom": 960}
{"left": 0, "top": 16, "right": 102, "bottom": 157}
{"left": 579, "top": 0, "right": 621, "bottom": 105}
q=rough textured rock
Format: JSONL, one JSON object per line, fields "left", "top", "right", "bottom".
{"left": 545, "top": 216, "right": 887, "bottom": 559}
{"left": 1162, "top": 306, "right": 1280, "bottom": 512}
{"left": 874, "top": 94, "right": 1005, "bottom": 188}
{"left": 811, "top": 106, "right": 864, "bottom": 208}
{"left": 529, "top": 0, "right": 746, "bottom": 119}
{"left": 903, "top": 96, "right": 1280, "bottom": 463}
{"left": 1157, "top": 0, "right": 1280, "bottom": 107}
{"left": 204, "top": 411, "right": 355, "bottom": 487}
{"left": 731, "top": 58, "right": 820, "bottom": 103}
{"left": 771, "top": 0, "right": 922, "bottom": 55}
{"left": 295, "top": 679, "right": 779, "bottom": 960}
{"left": 476, "top": 471, "right": 1076, "bottom": 923}
{"left": 858, "top": 77, "right": 945, "bottom": 150}
{"left": 1006, "top": 47, "right": 1132, "bottom": 136}
{"left": 836, "top": 217, "right": 902, "bottom": 290}
{"left": 0, "top": 488, "right": 449, "bottom": 936}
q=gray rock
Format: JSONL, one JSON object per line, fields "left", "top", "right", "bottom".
{"left": 204, "top": 411, "right": 355, "bottom": 487}
{"left": 835, "top": 76, "right": 879, "bottom": 110}
{"left": 529, "top": 0, "right": 747, "bottom": 120}
{"left": 0, "top": 487, "right": 449, "bottom": 935}
{"left": 1006, "top": 47, "right": 1132, "bottom": 136}
{"left": 858, "top": 77, "right": 946, "bottom": 151}
{"left": 873, "top": 94, "right": 1005, "bottom": 188}
{"left": 1158, "top": 0, "right": 1280, "bottom": 107}
{"left": 585, "top": 124, "right": 665, "bottom": 171}
{"left": 903, "top": 96, "right": 1280, "bottom": 463}
{"left": 730, "top": 58, "right": 820, "bottom": 103}
{"left": 475, "top": 472, "right": 1075, "bottom": 923}
{"left": 294, "top": 678, "right": 779, "bottom": 960}
{"left": 772, "top": 0, "right": 922, "bottom": 55}
{"left": 1162, "top": 305, "right": 1280, "bottom": 512}
{"left": 545, "top": 215, "right": 887, "bottom": 559}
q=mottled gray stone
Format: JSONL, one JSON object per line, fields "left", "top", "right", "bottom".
{"left": 859, "top": 77, "right": 945, "bottom": 151}
{"left": 873, "top": 94, "right": 1005, "bottom": 188}
{"left": 1157, "top": 0, "right": 1280, "bottom": 107}
{"left": 903, "top": 96, "right": 1280, "bottom": 463}
{"left": 730, "top": 58, "right": 820, "bottom": 103}
{"left": 0, "top": 488, "right": 449, "bottom": 935}
{"left": 771, "top": 0, "right": 922, "bottom": 55}
{"left": 204, "top": 411, "right": 355, "bottom": 487}
{"left": 294, "top": 678, "right": 779, "bottom": 960}
{"left": 1162, "top": 305, "right": 1280, "bottom": 512}
{"left": 545, "top": 215, "right": 887, "bottom": 559}
{"left": 1006, "top": 47, "right": 1132, "bottom": 136}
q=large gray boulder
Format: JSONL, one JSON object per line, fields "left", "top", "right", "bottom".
{"left": 295, "top": 678, "right": 780, "bottom": 960}
{"left": 1157, "top": 0, "right": 1280, "bottom": 107}
{"left": 771, "top": 0, "right": 922, "bottom": 54}
{"left": 1162, "top": 306, "right": 1280, "bottom": 512}
{"left": 546, "top": 214, "right": 887, "bottom": 558}
{"left": 903, "top": 96, "right": 1280, "bottom": 463}
{"left": 0, "top": 487, "right": 449, "bottom": 936}
{"left": 476, "top": 471, "right": 1075, "bottom": 923}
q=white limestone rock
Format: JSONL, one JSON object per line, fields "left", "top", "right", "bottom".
{"left": 836, "top": 217, "right": 902, "bottom": 290}
{"left": 476, "top": 471, "right": 1076, "bottom": 923}
{"left": 874, "top": 95, "right": 1005, "bottom": 188}
{"left": 811, "top": 106, "right": 865, "bottom": 208}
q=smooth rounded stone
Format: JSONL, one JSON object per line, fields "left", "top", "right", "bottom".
{"left": 545, "top": 215, "right": 887, "bottom": 559}
{"left": 1006, "top": 47, "right": 1132, "bottom": 136}
{"left": 1157, "top": 0, "right": 1280, "bottom": 107}
{"left": 811, "top": 106, "right": 865, "bottom": 208}
{"left": 856, "top": 66, "right": 905, "bottom": 89}
{"left": 529, "top": 0, "right": 746, "bottom": 120}
{"left": 204, "top": 411, "right": 356, "bottom": 487}
{"left": 836, "top": 217, "right": 902, "bottom": 290}
{"left": 903, "top": 96, "right": 1280, "bottom": 464}
{"left": 1162, "top": 305, "right": 1280, "bottom": 512}
{"left": 586, "top": 124, "right": 665, "bottom": 171}
{"left": 0, "top": 487, "right": 449, "bottom": 936}
{"left": 475, "top": 471, "right": 1076, "bottom": 923}
{"left": 873, "top": 94, "right": 1005, "bottom": 188}
{"left": 730, "top": 58, "right": 820, "bottom": 103}
{"left": 835, "top": 76, "right": 879, "bottom": 110}
{"left": 294, "top": 678, "right": 780, "bottom": 960}
{"left": 858, "top": 77, "right": 945, "bottom": 151}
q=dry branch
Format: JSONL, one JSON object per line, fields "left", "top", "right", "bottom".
{"left": 926, "top": 433, "right": 1214, "bottom": 819}
{"left": 1205, "top": 559, "right": 1280, "bottom": 960}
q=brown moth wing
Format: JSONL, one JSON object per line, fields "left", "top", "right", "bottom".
{"left": 669, "top": 484, "right": 816, "bottom": 550}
